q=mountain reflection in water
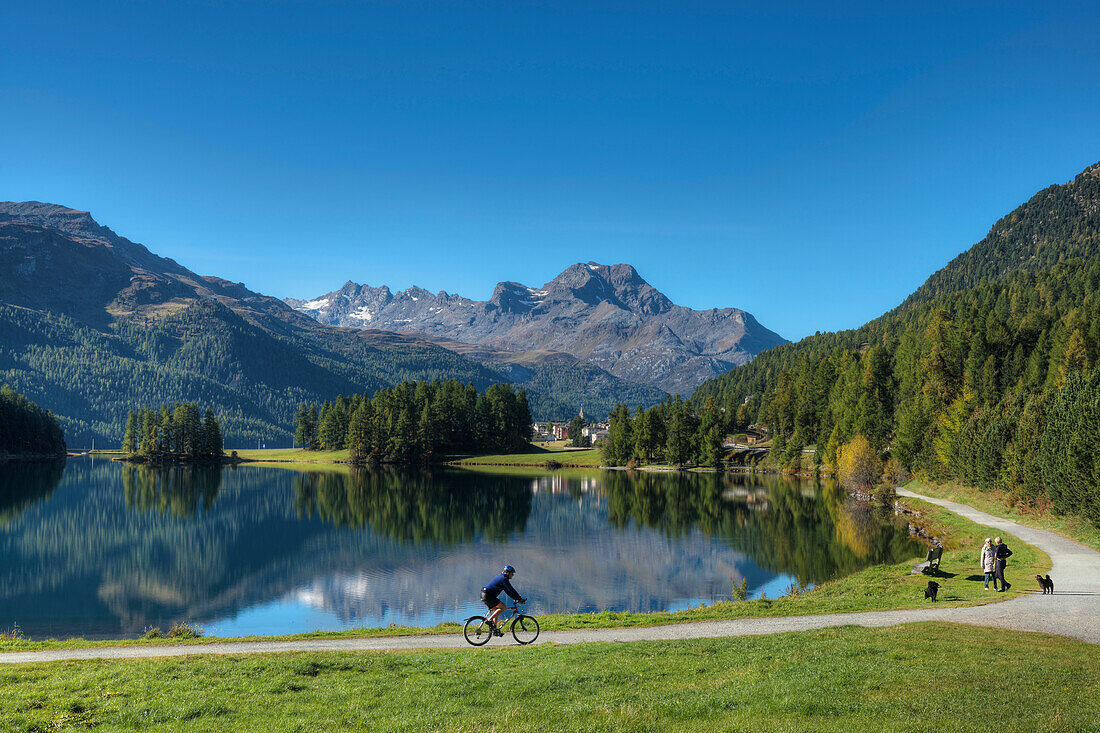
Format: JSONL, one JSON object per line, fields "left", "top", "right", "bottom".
{"left": 0, "top": 459, "right": 919, "bottom": 639}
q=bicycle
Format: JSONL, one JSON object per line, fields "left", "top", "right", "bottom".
{"left": 463, "top": 601, "right": 540, "bottom": 646}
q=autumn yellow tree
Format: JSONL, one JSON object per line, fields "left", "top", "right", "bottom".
{"left": 837, "top": 434, "right": 882, "bottom": 491}
{"left": 1061, "top": 329, "right": 1090, "bottom": 382}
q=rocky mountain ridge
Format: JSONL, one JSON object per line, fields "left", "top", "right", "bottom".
{"left": 288, "top": 262, "right": 786, "bottom": 394}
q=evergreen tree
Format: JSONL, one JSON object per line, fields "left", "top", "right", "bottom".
{"left": 202, "top": 408, "right": 223, "bottom": 457}
{"left": 568, "top": 414, "right": 587, "bottom": 447}
{"left": 0, "top": 385, "right": 66, "bottom": 456}
{"left": 122, "top": 411, "right": 137, "bottom": 455}
{"left": 346, "top": 402, "right": 371, "bottom": 462}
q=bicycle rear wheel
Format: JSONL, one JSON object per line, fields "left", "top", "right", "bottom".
{"left": 511, "top": 614, "right": 540, "bottom": 645}
{"left": 463, "top": 616, "right": 492, "bottom": 646}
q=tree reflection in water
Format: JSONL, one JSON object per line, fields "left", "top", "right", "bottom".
{"left": 0, "top": 460, "right": 921, "bottom": 640}
{"left": 293, "top": 467, "right": 532, "bottom": 544}
{"left": 121, "top": 464, "right": 223, "bottom": 517}
{"left": 0, "top": 459, "right": 64, "bottom": 524}
{"left": 602, "top": 471, "right": 919, "bottom": 585}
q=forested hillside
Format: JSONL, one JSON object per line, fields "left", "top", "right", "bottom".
{"left": 0, "top": 298, "right": 497, "bottom": 448}
{"left": 692, "top": 162, "right": 1100, "bottom": 524}
{"left": 494, "top": 355, "right": 667, "bottom": 420}
{"left": 0, "top": 384, "right": 66, "bottom": 457}
{"left": 0, "top": 204, "right": 528, "bottom": 446}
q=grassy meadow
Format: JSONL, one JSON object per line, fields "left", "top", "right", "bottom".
{"left": 3, "top": 623, "right": 1096, "bottom": 732}
{"left": 447, "top": 441, "right": 604, "bottom": 467}
{"left": 233, "top": 443, "right": 607, "bottom": 468}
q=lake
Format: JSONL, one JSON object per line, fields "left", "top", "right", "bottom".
{"left": 0, "top": 458, "right": 920, "bottom": 639}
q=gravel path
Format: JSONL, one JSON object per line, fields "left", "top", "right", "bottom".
{"left": 3, "top": 489, "right": 1097, "bottom": 665}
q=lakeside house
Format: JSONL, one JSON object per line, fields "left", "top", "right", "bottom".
{"left": 532, "top": 421, "right": 572, "bottom": 441}
{"left": 532, "top": 418, "right": 610, "bottom": 444}
{"left": 582, "top": 423, "right": 610, "bottom": 444}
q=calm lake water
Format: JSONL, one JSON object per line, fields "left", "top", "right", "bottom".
{"left": 0, "top": 458, "right": 920, "bottom": 639}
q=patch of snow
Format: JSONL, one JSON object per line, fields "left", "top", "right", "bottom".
{"left": 410, "top": 296, "right": 419, "bottom": 301}
{"left": 349, "top": 307, "right": 374, "bottom": 321}
{"left": 301, "top": 298, "right": 330, "bottom": 310}
{"left": 588, "top": 264, "right": 599, "bottom": 271}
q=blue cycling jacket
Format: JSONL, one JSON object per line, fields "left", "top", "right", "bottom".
{"left": 483, "top": 573, "right": 522, "bottom": 601}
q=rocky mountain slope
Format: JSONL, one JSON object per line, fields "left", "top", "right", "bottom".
{"left": 0, "top": 202, "right": 670, "bottom": 443}
{"left": 0, "top": 203, "right": 500, "bottom": 445}
{"left": 288, "top": 262, "right": 786, "bottom": 394}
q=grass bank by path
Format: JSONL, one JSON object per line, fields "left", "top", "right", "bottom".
{"left": 1, "top": 497, "right": 1047, "bottom": 654}
{"left": 3, "top": 623, "right": 1095, "bottom": 732}
{"left": 907, "top": 479, "right": 1100, "bottom": 553}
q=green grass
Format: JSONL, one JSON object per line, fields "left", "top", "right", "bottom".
{"left": 0, "top": 496, "right": 1048, "bottom": 654}
{"left": 234, "top": 447, "right": 350, "bottom": 464}
{"left": 2, "top": 623, "right": 1096, "bottom": 731}
{"left": 907, "top": 479, "right": 1100, "bottom": 553}
{"left": 236, "top": 444, "right": 607, "bottom": 469}
{"left": 449, "top": 443, "right": 604, "bottom": 467}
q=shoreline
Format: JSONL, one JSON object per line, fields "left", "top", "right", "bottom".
{"left": 0, "top": 488, "right": 1051, "bottom": 653}
{"left": 111, "top": 454, "right": 245, "bottom": 467}
{"left": 0, "top": 453, "right": 66, "bottom": 463}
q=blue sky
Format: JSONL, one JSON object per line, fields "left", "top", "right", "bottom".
{"left": 3, "top": 1, "right": 1098, "bottom": 340}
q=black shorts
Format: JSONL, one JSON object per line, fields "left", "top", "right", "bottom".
{"left": 480, "top": 589, "right": 500, "bottom": 609}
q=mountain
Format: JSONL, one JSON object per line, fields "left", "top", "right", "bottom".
{"left": 0, "top": 203, "right": 673, "bottom": 444}
{"left": 415, "top": 336, "right": 667, "bottom": 421}
{"left": 0, "top": 202, "right": 505, "bottom": 446}
{"left": 691, "top": 161, "right": 1100, "bottom": 522}
{"left": 287, "top": 262, "right": 786, "bottom": 395}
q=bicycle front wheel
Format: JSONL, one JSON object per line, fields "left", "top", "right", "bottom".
{"left": 463, "top": 616, "right": 492, "bottom": 646}
{"left": 511, "top": 614, "right": 540, "bottom": 645}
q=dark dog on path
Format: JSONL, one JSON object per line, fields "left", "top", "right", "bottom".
{"left": 1035, "top": 574, "right": 1055, "bottom": 594}
{"left": 924, "top": 580, "right": 940, "bottom": 602}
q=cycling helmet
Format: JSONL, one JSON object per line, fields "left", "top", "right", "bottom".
{"left": 503, "top": 565, "right": 516, "bottom": 575}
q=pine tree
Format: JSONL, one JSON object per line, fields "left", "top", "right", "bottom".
{"left": 346, "top": 402, "right": 370, "bottom": 462}
{"left": 307, "top": 405, "right": 319, "bottom": 450}
{"left": 202, "top": 408, "right": 223, "bottom": 458}
{"left": 122, "top": 411, "right": 137, "bottom": 455}
{"left": 1061, "top": 329, "right": 1090, "bottom": 381}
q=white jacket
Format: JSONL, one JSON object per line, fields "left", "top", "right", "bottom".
{"left": 980, "top": 544, "right": 996, "bottom": 573}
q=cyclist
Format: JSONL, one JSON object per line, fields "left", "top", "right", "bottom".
{"left": 481, "top": 565, "right": 526, "bottom": 636}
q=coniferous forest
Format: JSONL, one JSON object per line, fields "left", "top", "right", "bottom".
{"left": 121, "top": 403, "right": 224, "bottom": 462}
{"left": 681, "top": 162, "right": 1100, "bottom": 526}
{"left": 294, "top": 380, "right": 533, "bottom": 464}
{"left": 600, "top": 395, "right": 727, "bottom": 469}
{"left": 0, "top": 384, "right": 66, "bottom": 457}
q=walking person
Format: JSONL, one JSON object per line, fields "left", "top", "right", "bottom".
{"left": 994, "top": 536, "right": 1013, "bottom": 592}
{"left": 980, "top": 537, "right": 998, "bottom": 591}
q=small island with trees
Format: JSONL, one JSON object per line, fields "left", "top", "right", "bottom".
{"left": 119, "top": 403, "right": 226, "bottom": 464}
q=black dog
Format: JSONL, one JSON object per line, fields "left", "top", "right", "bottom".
{"left": 924, "top": 580, "right": 940, "bottom": 602}
{"left": 1035, "top": 574, "right": 1055, "bottom": 594}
